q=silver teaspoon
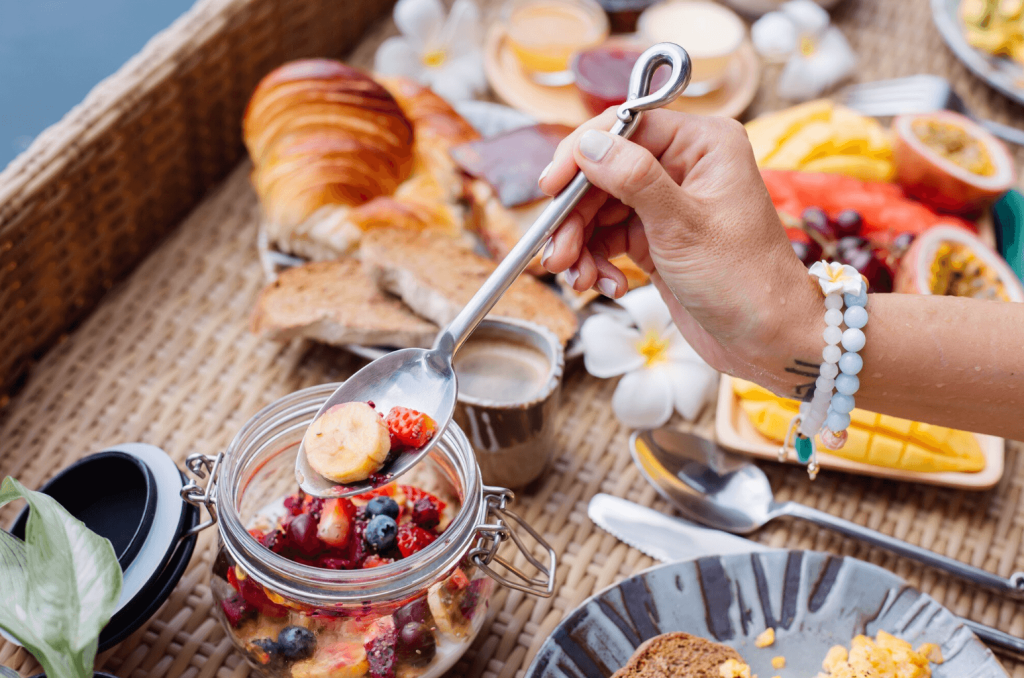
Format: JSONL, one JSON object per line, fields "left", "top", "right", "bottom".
{"left": 295, "top": 42, "right": 692, "bottom": 498}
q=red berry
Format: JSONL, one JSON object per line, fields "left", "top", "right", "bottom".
{"left": 318, "top": 498, "right": 356, "bottom": 548}
{"left": 399, "top": 486, "right": 447, "bottom": 514}
{"left": 363, "top": 555, "right": 395, "bottom": 568}
{"left": 397, "top": 525, "right": 436, "bottom": 558}
{"left": 283, "top": 491, "right": 305, "bottom": 516}
{"left": 385, "top": 407, "right": 437, "bottom": 450}
{"left": 411, "top": 497, "right": 440, "bottom": 530}
{"left": 232, "top": 567, "right": 288, "bottom": 617}
{"left": 365, "top": 617, "right": 397, "bottom": 678}
{"left": 220, "top": 595, "right": 253, "bottom": 628}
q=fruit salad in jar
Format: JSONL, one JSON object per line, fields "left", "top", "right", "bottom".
{"left": 213, "top": 404, "right": 495, "bottom": 678}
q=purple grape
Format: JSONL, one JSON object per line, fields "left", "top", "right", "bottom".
{"left": 287, "top": 513, "right": 323, "bottom": 556}
{"left": 397, "top": 622, "right": 436, "bottom": 666}
{"left": 835, "top": 236, "right": 868, "bottom": 257}
{"left": 802, "top": 207, "right": 834, "bottom": 241}
{"left": 892, "top": 232, "right": 916, "bottom": 254}
{"left": 791, "top": 239, "right": 822, "bottom": 266}
{"left": 833, "top": 210, "right": 863, "bottom": 238}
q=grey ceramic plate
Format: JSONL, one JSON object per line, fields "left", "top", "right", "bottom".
{"left": 526, "top": 550, "right": 1008, "bottom": 678}
{"left": 932, "top": 0, "right": 1024, "bottom": 106}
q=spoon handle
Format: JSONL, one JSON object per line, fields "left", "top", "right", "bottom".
{"left": 780, "top": 501, "right": 1024, "bottom": 599}
{"left": 433, "top": 43, "right": 691, "bottom": 356}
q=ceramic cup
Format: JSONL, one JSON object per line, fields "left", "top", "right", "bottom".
{"left": 638, "top": 0, "right": 746, "bottom": 95}
{"left": 452, "top": 317, "right": 565, "bottom": 488}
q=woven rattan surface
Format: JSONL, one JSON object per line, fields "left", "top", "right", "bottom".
{"left": 3, "top": 0, "right": 1024, "bottom": 676}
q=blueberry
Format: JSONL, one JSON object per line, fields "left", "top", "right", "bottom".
{"left": 398, "top": 622, "right": 437, "bottom": 666}
{"left": 365, "top": 496, "right": 400, "bottom": 520}
{"left": 251, "top": 638, "right": 280, "bottom": 664}
{"left": 276, "top": 625, "right": 316, "bottom": 660}
{"left": 364, "top": 515, "right": 398, "bottom": 552}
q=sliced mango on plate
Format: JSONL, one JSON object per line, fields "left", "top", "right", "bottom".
{"left": 731, "top": 379, "right": 986, "bottom": 473}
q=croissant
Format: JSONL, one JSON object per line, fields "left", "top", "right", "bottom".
{"left": 243, "top": 59, "right": 481, "bottom": 260}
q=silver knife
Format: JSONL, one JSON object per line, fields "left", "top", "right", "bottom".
{"left": 588, "top": 493, "right": 1024, "bottom": 662}
{"left": 587, "top": 493, "right": 769, "bottom": 561}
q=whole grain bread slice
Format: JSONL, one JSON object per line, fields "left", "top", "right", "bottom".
{"left": 611, "top": 632, "right": 744, "bottom": 678}
{"left": 251, "top": 258, "right": 437, "bottom": 348}
{"left": 360, "top": 228, "right": 578, "bottom": 345}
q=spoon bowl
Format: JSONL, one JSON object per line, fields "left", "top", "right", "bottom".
{"left": 294, "top": 348, "right": 457, "bottom": 497}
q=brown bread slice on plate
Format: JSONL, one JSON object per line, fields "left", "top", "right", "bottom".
{"left": 611, "top": 632, "right": 745, "bottom": 678}
{"left": 252, "top": 258, "right": 437, "bottom": 348}
{"left": 360, "top": 228, "right": 579, "bottom": 345}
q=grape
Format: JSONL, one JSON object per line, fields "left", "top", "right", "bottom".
{"left": 394, "top": 597, "right": 432, "bottom": 629}
{"left": 791, "top": 239, "right": 822, "bottom": 266}
{"left": 842, "top": 247, "right": 893, "bottom": 293}
{"left": 398, "top": 622, "right": 437, "bottom": 666}
{"left": 892, "top": 232, "right": 916, "bottom": 254}
{"left": 833, "top": 210, "right": 863, "bottom": 238}
{"left": 801, "top": 207, "right": 834, "bottom": 241}
{"left": 835, "top": 236, "right": 868, "bottom": 258}
{"left": 287, "top": 513, "right": 323, "bottom": 556}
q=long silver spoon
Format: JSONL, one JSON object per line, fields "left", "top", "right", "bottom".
{"left": 630, "top": 428, "right": 1024, "bottom": 599}
{"left": 295, "top": 43, "right": 692, "bottom": 498}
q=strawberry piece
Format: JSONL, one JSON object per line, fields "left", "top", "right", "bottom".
{"left": 385, "top": 407, "right": 437, "bottom": 450}
{"left": 220, "top": 595, "right": 253, "bottom": 628}
{"left": 365, "top": 617, "right": 397, "bottom": 678}
{"left": 363, "top": 555, "right": 395, "bottom": 568}
{"left": 318, "top": 498, "right": 356, "bottom": 548}
{"left": 283, "top": 491, "right": 305, "bottom": 516}
{"left": 396, "top": 525, "right": 436, "bottom": 558}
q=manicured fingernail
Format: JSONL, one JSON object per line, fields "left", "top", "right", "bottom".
{"left": 597, "top": 277, "right": 618, "bottom": 298}
{"left": 541, "top": 238, "right": 555, "bottom": 266}
{"left": 579, "top": 130, "right": 613, "bottom": 162}
{"left": 538, "top": 161, "right": 552, "bottom": 184}
{"left": 565, "top": 265, "right": 580, "bottom": 288}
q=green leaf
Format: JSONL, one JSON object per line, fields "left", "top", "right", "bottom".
{"left": 0, "top": 477, "right": 123, "bottom": 678}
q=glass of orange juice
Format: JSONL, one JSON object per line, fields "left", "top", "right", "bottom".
{"left": 504, "top": 0, "right": 610, "bottom": 86}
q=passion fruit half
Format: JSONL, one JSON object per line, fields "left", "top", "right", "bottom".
{"left": 894, "top": 225, "right": 1024, "bottom": 301}
{"left": 893, "top": 111, "right": 1015, "bottom": 214}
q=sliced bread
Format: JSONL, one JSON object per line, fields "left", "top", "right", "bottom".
{"left": 251, "top": 258, "right": 437, "bottom": 348}
{"left": 611, "top": 632, "right": 744, "bottom": 678}
{"left": 360, "top": 228, "right": 578, "bottom": 345}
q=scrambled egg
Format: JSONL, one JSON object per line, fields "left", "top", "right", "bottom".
{"left": 719, "top": 659, "right": 753, "bottom": 678}
{"left": 755, "top": 628, "right": 775, "bottom": 648}
{"left": 817, "top": 631, "right": 944, "bottom": 678}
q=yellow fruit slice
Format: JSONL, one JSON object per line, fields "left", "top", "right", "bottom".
{"left": 745, "top": 99, "right": 833, "bottom": 165}
{"left": 303, "top": 401, "right": 391, "bottom": 483}
{"left": 732, "top": 379, "right": 985, "bottom": 473}
{"left": 799, "top": 155, "right": 896, "bottom": 182}
{"left": 292, "top": 642, "right": 369, "bottom": 678}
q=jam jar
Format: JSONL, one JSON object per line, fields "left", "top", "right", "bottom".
{"left": 181, "top": 384, "right": 556, "bottom": 678}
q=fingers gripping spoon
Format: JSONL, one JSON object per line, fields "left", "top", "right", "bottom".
{"left": 295, "top": 43, "right": 693, "bottom": 498}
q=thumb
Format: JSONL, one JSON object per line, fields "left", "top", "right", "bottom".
{"left": 572, "top": 129, "right": 692, "bottom": 235}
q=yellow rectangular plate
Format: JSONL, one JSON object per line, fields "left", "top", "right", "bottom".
{"left": 714, "top": 376, "right": 1005, "bottom": 490}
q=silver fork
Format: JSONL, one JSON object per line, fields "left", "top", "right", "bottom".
{"left": 843, "top": 74, "right": 1024, "bottom": 147}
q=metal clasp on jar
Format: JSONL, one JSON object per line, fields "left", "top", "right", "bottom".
{"left": 468, "top": 486, "right": 557, "bottom": 598}
{"left": 180, "top": 452, "right": 223, "bottom": 538}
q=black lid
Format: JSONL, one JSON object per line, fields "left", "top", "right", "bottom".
{"left": 8, "top": 443, "right": 199, "bottom": 651}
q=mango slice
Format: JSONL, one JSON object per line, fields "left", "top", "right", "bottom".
{"left": 745, "top": 101, "right": 896, "bottom": 182}
{"left": 732, "top": 379, "right": 986, "bottom": 473}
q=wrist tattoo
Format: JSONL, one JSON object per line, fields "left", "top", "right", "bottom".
{"left": 786, "top": 359, "right": 820, "bottom": 401}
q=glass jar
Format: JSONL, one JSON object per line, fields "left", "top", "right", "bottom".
{"left": 182, "top": 384, "right": 555, "bottom": 678}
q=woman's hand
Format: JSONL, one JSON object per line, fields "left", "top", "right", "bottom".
{"left": 539, "top": 108, "right": 821, "bottom": 395}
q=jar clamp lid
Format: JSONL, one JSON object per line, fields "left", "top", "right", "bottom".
{"left": 7, "top": 443, "right": 200, "bottom": 650}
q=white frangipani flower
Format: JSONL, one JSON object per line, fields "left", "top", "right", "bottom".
{"left": 751, "top": 0, "right": 856, "bottom": 101}
{"left": 808, "top": 260, "right": 863, "bottom": 295}
{"left": 374, "top": 0, "right": 487, "bottom": 103}
{"left": 580, "top": 286, "right": 719, "bottom": 429}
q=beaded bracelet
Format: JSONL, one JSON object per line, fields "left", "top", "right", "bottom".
{"left": 780, "top": 262, "right": 867, "bottom": 478}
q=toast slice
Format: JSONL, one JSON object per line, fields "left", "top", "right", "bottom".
{"left": 252, "top": 258, "right": 437, "bottom": 348}
{"left": 360, "top": 228, "right": 579, "bottom": 345}
{"left": 611, "top": 632, "right": 745, "bottom": 678}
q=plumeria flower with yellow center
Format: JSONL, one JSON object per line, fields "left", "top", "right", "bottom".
{"left": 750, "top": 0, "right": 856, "bottom": 101}
{"left": 374, "top": 0, "right": 487, "bottom": 103}
{"left": 580, "top": 286, "right": 719, "bottom": 428}
{"left": 808, "top": 260, "right": 864, "bottom": 295}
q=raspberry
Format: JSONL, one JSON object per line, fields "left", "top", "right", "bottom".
{"left": 411, "top": 497, "right": 440, "bottom": 530}
{"left": 220, "top": 595, "right": 253, "bottom": 628}
{"left": 396, "top": 525, "right": 436, "bottom": 558}
{"left": 385, "top": 407, "right": 437, "bottom": 450}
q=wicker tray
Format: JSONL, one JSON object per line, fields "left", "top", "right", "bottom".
{"left": 2, "top": 0, "right": 1024, "bottom": 676}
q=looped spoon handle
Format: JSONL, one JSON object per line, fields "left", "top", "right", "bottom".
{"left": 433, "top": 42, "right": 691, "bottom": 357}
{"left": 779, "top": 501, "right": 1024, "bottom": 599}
